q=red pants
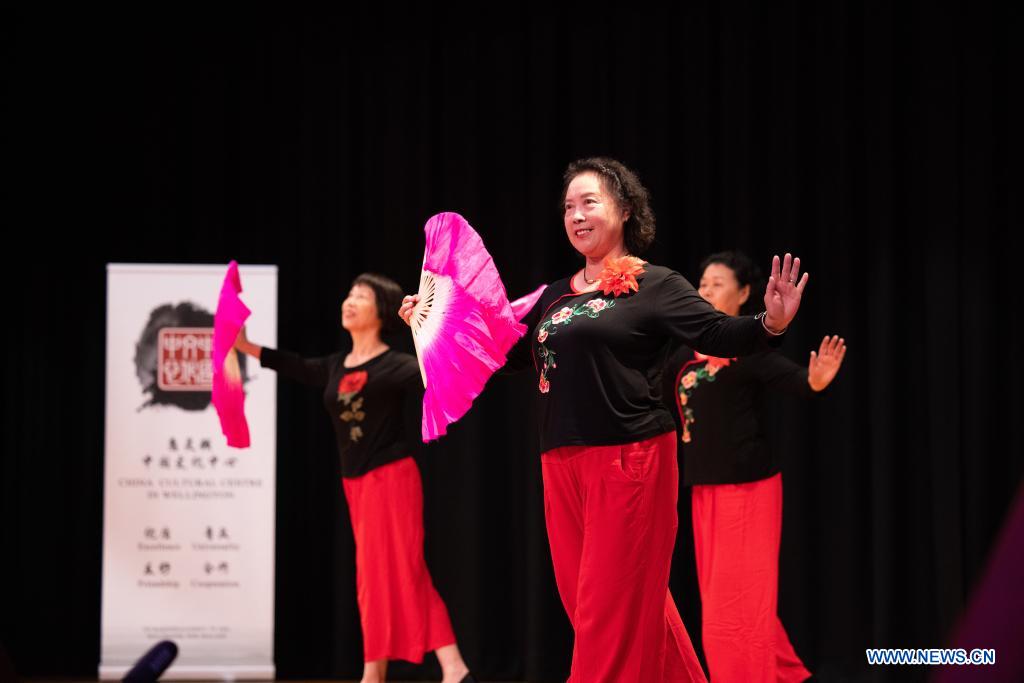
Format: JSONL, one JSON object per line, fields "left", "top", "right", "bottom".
{"left": 692, "top": 473, "right": 811, "bottom": 683}
{"left": 342, "top": 456, "right": 456, "bottom": 663}
{"left": 542, "top": 431, "right": 707, "bottom": 682}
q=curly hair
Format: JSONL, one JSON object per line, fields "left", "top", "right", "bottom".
{"left": 351, "top": 272, "right": 405, "bottom": 334}
{"left": 699, "top": 250, "right": 765, "bottom": 316}
{"left": 562, "top": 157, "right": 657, "bottom": 255}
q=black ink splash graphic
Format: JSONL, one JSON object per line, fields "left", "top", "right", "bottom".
{"left": 134, "top": 302, "right": 248, "bottom": 411}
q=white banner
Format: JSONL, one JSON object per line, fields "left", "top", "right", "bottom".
{"left": 100, "top": 264, "right": 277, "bottom": 680}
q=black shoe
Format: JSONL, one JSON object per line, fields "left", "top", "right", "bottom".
{"left": 459, "top": 674, "right": 478, "bottom": 683}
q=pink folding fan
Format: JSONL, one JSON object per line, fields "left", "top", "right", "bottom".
{"left": 212, "top": 260, "right": 251, "bottom": 448}
{"left": 409, "top": 213, "right": 526, "bottom": 441}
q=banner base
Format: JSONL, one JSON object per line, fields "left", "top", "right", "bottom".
{"left": 99, "top": 664, "right": 275, "bottom": 680}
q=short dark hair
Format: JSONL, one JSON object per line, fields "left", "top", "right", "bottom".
{"left": 699, "top": 250, "right": 764, "bottom": 316}
{"left": 562, "top": 157, "right": 656, "bottom": 255}
{"left": 351, "top": 273, "right": 405, "bottom": 334}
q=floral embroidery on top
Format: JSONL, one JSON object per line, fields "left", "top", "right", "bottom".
{"left": 535, "top": 297, "right": 616, "bottom": 394}
{"left": 338, "top": 370, "right": 368, "bottom": 442}
{"left": 597, "top": 255, "right": 646, "bottom": 297}
{"left": 677, "top": 352, "right": 733, "bottom": 443}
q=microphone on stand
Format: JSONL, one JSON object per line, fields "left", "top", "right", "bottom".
{"left": 122, "top": 640, "right": 178, "bottom": 683}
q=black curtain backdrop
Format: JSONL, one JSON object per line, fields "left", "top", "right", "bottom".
{"left": 3, "top": 4, "right": 1022, "bottom": 682}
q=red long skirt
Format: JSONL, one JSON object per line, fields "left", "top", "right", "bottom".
{"left": 342, "top": 456, "right": 456, "bottom": 663}
{"left": 541, "top": 431, "right": 708, "bottom": 682}
{"left": 692, "top": 472, "right": 811, "bottom": 683}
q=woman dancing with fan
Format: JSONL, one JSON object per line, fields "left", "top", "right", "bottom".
{"left": 234, "top": 273, "right": 474, "bottom": 683}
{"left": 401, "top": 157, "right": 810, "bottom": 683}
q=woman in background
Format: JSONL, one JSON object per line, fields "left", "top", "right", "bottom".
{"left": 236, "top": 273, "right": 474, "bottom": 683}
{"left": 665, "top": 250, "right": 845, "bottom": 682}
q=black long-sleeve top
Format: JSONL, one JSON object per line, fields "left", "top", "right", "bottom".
{"left": 661, "top": 343, "right": 814, "bottom": 485}
{"left": 260, "top": 347, "right": 422, "bottom": 478}
{"left": 504, "top": 264, "right": 780, "bottom": 454}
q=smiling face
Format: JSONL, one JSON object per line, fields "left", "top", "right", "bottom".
{"left": 698, "top": 262, "right": 750, "bottom": 317}
{"left": 563, "top": 171, "right": 630, "bottom": 261}
{"left": 341, "top": 283, "right": 382, "bottom": 333}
